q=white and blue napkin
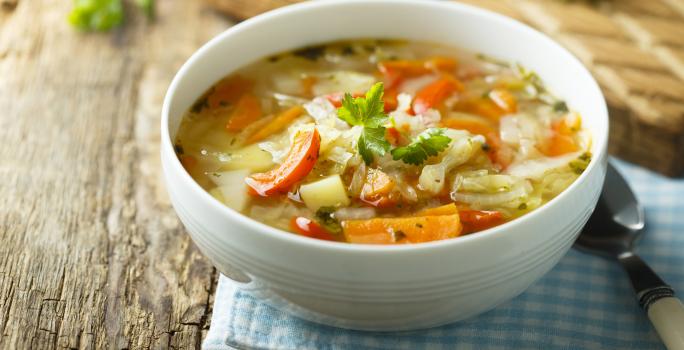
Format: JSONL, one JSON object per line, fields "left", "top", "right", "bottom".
{"left": 203, "top": 159, "right": 684, "bottom": 350}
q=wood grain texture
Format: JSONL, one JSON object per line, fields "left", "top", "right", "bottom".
{"left": 0, "top": 1, "right": 232, "bottom": 348}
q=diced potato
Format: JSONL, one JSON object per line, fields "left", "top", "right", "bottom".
{"left": 220, "top": 144, "right": 274, "bottom": 172}
{"left": 208, "top": 169, "right": 251, "bottom": 211}
{"left": 299, "top": 175, "right": 350, "bottom": 211}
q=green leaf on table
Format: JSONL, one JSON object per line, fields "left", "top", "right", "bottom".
{"left": 68, "top": 0, "right": 124, "bottom": 31}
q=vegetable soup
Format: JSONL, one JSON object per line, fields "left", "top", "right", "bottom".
{"left": 174, "top": 39, "right": 591, "bottom": 244}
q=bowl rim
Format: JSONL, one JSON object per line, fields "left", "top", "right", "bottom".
{"left": 161, "top": 0, "right": 608, "bottom": 254}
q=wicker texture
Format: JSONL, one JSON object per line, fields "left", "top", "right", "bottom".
{"left": 203, "top": 0, "right": 684, "bottom": 176}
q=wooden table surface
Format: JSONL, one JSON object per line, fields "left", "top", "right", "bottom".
{"left": 0, "top": 1, "right": 234, "bottom": 348}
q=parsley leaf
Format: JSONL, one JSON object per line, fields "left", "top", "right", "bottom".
{"left": 315, "top": 206, "right": 342, "bottom": 234}
{"left": 391, "top": 128, "right": 452, "bottom": 165}
{"left": 358, "top": 127, "right": 391, "bottom": 165}
{"left": 337, "top": 82, "right": 390, "bottom": 165}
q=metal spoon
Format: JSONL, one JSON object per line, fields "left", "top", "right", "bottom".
{"left": 575, "top": 161, "right": 684, "bottom": 350}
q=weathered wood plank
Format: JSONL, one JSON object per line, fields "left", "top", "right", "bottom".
{"left": 0, "top": 1, "right": 231, "bottom": 348}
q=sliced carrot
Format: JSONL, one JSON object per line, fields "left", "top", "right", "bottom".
{"left": 440, "top": 116, "right": 496, "bottom": 138}
{"left": 342, "top": 214, "right": 462, "bottom": 244}
{"left": 207, "top": 75, "right": 254, "bottom": 109}
{"left": 542, "top": 116, "right": 580, "bottom": 157}
{"left": 543, "top": 133, "right": 578, "bottom": 156}
{"left": 459, "top": 210, "right": 505, "bottom": 234}
{"left": 418, "top": 203, "right": 458, "bottom": 216}
{"left": 386, "top": 127, "right": 403, "bottom": 146}
{"left": 487, "top": 88, "right": 517, "bottom": 114}
{"left": 225, "top": 94, "right": 262, "bottom": 132}
{"left": 246, "top": 129, "right": 320, "bottom": 196}
{"left": 554, "top": 112, "right": 582, "bottom": 135}
{"left": 378, "top": 60, "right": 426, "bottom": 76}
{"left": 454, "top": 88, "right": 516, "bottom": 122}
{"left": 378, "top": 57, "right": 457, "bottom": 77}
{"left": 301, "top": 76, "right": 317, "bottom": 98}
{"left": 360, "top": 168, "right": 396, "bottom": 207}
{"left": 412, "top": 75, "right": 464, "bottom": 115}
{"left": 245, "top": 105, "right": 306, "bottom": 144}
{"left": 290, "top": 216, "right": 337, "bottom": 241}
{"left": 454, "top": 98, "right": 503, "bottom": 121}
{"left": 383, "top": 87, "right": 399, "bottom": 112}
{"left": 425, "top": 56, "right": 458, "bottom": 71}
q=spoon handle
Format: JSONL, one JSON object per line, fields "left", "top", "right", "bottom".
{"left": 618, "top": 252, "right": 684, "bottom": 350}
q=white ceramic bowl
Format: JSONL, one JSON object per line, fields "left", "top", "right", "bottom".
{"left": 161, "top": 0, "right": 608, "bottom": 331}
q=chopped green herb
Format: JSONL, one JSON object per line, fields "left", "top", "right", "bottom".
{"left": 212, "top": 172, "right": 221, "bottom": 177}
{"left": 68, "top": 0, "right": 124, "bottom": 31}
{"left": 337, "top": 82, "right": 391, "bottom": 165}
{"left": 569, "top": 152, "right": 592, "bottom": 174}
{"left": 293, "top": 45, "right": 326, "bottom": 61}
{"left": 514, "top": 63, "right": 546, "bottom": 94}
{"left": 315, "top": 206, "right": 342, "bottom": 234}
{"left": 268, "top": 55, "right": 281, "bottom": 63}
{"left": 518, "top": 203, "right": 527, "bottom": 210}
{"left": 341, "top": 46, "right": 355, "bottom": 56}
{"left": 416, "top": 223, "right": 423, "bottom": 228}
{"left": 191, "top": 96, "right": 209, "bottom": 113}
{"left": 553, "top": 101, "right": 569, "bottom": 113}
{"left": 391, "top": 128, "right": 452, "bottom": 165}
{"left": 395, "top": 230, "right": 407, "bottom": 241}
{"left": 481, "top": 143, "right": 491, "bottom": 152}
{"left": 174, "top": 144, "right": 184, "bottom": 155}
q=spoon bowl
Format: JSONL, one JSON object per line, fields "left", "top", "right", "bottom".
{"left": 575, "top": 163, "right": 645, "bottom": 257}
{"left": 575, "top": 161, "right": 684, "bottom": 350}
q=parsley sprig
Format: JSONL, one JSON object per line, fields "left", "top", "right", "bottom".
{"left": 337, "top": 82, "right": 391, "bottom": 165}
{"left": 391, "top": 128, "right": 452, "bottom": 165}
{"left": 337, "top": 83, "right": 453, "bottom": 166}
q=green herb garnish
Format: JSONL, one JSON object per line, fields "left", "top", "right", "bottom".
{"left": 391, "top": 128, "right": 452, "bottom": 165}
{"left": 553, "top": 101, "right": 569, "bottom": 113}
{"left": 569, "top": 152, "right": 592, "bottom": 174}
{"left": 315, "top": 206, "right": 342, "bottom": 234}
{"left": 68, "top": 0, "right": 124, "bottom": 31}
{"left": 68, "top": 0, "right": 154, "bottom": 32}
{"left": 191, "top": 96, "right": 209, "bottom": 113}
{"left": 293, "top": 45, "right": 326, "bottom": 61}
{"left": 337, "top": 82, "right": 391, "bottom": 165}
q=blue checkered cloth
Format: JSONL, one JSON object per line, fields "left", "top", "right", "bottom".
{"left": 203, "top": 158, "right": 684, "bottom": 350}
